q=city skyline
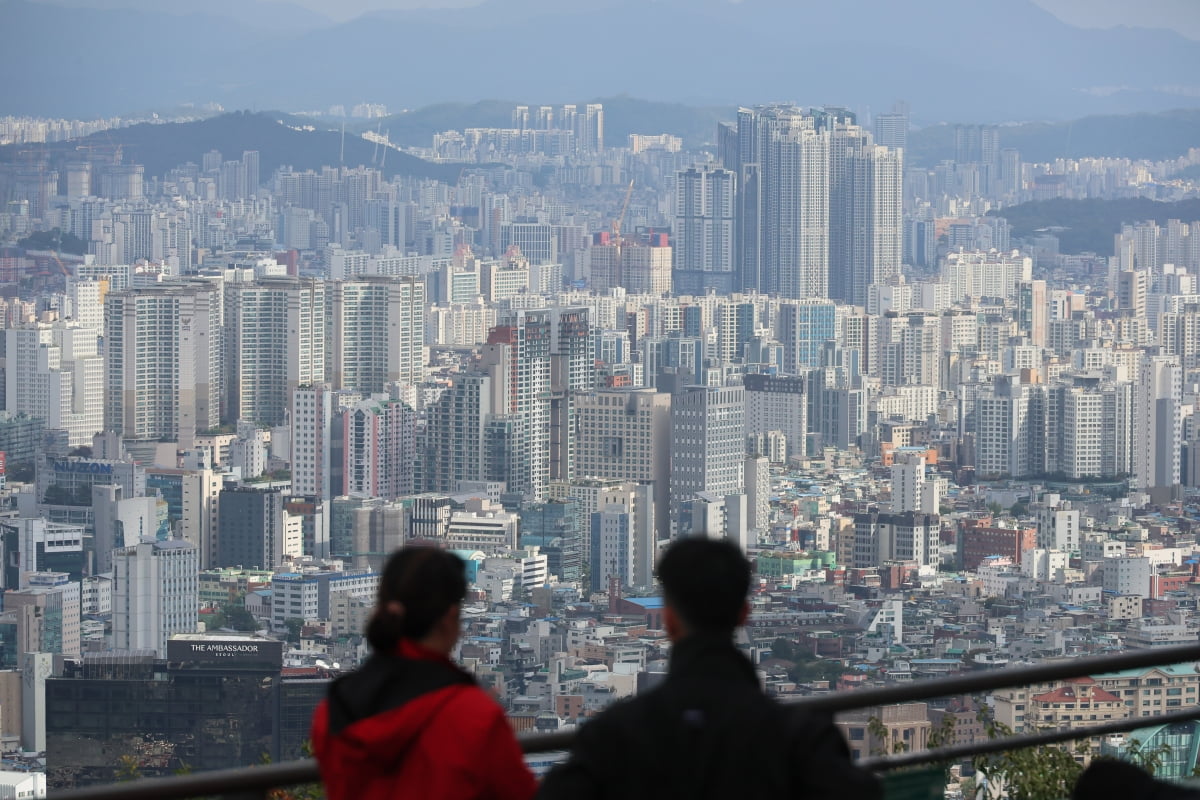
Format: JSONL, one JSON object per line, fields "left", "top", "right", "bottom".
{"left": 3, "top": 0, "right": 1200, "bottom": 791}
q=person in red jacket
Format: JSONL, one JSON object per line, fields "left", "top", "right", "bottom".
{"left": 311, "top": 546, "right": 536, "bottom": 800}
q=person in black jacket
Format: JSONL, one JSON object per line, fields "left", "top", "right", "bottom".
{"left": 537, "top": 537, "right": 882, "bottom": 800}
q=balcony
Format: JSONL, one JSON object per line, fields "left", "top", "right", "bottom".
{"left": 50, "top": 643, "right": 1200, "bottom": 800}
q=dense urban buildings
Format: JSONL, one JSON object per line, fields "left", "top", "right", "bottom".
{"left": 1, "top": 74, "right": 1200, "bottom": 797}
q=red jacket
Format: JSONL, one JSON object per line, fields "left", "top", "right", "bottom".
{"left": 311, "top": 640, "right": 536, "bottom": 800}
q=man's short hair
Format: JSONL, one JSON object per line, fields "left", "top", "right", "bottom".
{"left": 656, "top": 537, "right": 751, "bottom": 634}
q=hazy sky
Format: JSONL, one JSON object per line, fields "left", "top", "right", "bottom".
{"left": 254, "top": 0, "right": 1200, "bottom": 37}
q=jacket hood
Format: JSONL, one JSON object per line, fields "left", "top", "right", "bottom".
{"left": 324, "top": 654, "right": 473, "bottom": 766}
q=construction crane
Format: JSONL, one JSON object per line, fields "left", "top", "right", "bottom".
{"left": 611, "top": 179, "right": 634, "bottom": 243}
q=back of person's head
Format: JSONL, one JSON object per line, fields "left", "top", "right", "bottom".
{"left": 656, "top": 537, "right": 751, "bottom": 636}
{"left": 366, "top": 546, "right": 467, "bottom": 653}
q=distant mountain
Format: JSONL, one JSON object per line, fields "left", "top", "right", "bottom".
{"left": 4, "top": 0, "right": 1200, "bottom": 121}
{"left": 23, "top": 0, "right": 331, "bottom": 34}
{"left": 909, "top": 109, "right": 1200, "bottom": 166}
{"left": 355, "top": 97, "right": 731, "bottom": 149}
{"left": 993, "top": 197, "right": 1200, "bottom": 254}
{"left": 0, "top": 112, "right": 464, "bottom": 184}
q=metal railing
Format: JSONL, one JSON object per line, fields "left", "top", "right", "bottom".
{"left": 50, "top": 642, "right": 1200, "bottom": 799}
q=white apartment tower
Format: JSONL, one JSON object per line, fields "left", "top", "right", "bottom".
{"left": 104, "top": 282, "right": 221, "bottom": 444}
{"left": 5, "top": 322, "right": 103, "bottom": 447}
{"left": 1133, "top": 354, "right": 1182, "bottom": 492}
{"left": 225, "top": 278, "right": 326, "bottom": 427}
{"left": 828, "top": 123, "right": 902, "bottom": 306}
{"left": 891, "top": 452, "right": 926, "bottom": 513}
{"left": 330, "top": 276, "right": 426, "bottom": 395}
{"left": 291, "top": 385, "right": 336, "bottom": 499}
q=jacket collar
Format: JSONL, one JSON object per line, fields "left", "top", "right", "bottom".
{"left": 667, "top": 633, "right": 759, "bottom": 685}
{"left": 394, "top": 638, "right": 456, "bottom": 668}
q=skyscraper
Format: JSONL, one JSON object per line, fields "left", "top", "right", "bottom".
{"left": 828, "top": 123, "right": 902, "bottom": 306}
{"left": 673, "top": 165, "right": 736, "bottom": 295}
{"left": 484, "top": 309, "right": 552, "bottom": 500}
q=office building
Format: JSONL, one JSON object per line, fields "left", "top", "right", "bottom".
{"left": 574, "top": 389, "right": 672, "bottom": 541}
{"left": 45, "top": 638, "right": 322, "bottom": 788}
{"left": 111, "top": 540, "right": 198, "bottom": 657}
{"left": 3, "top": 572, "right": 80, "bottom": 658}
{"left": 216, "top": 488, "right": 300, "bottom": 570}
{"left": 670, "top": 384, "right": 745, "bottom": 531}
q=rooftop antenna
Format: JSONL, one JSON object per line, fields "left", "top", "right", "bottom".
{"left": 339, "top": 121, "right": 345, "bottom": 166}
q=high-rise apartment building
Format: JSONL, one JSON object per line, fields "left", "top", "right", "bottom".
{"left": 343, "top": 397, "right": 417, "bottom": 500}
{"left": 673, "top": 165, "right": 736, "bottom": 295}
{"left": 973, "top": 376, "right": 1046, "bottom": 480}
{"left": 225, "top": 278, "right": 326, "bottom": 427}
{"left": 104, "top": 282, "right": 221, "bottom": 444}
{"left": 5, "top": 322, "right": 103, "bottom": 447}
{"left": 1133, "top": 354, "right": 1182, "bottom": 492}
{"left": 291, "top": 385, "right": 336, "bottom": 500}
{"left": 828, "top": 123, "right": 902, "bottom": 306}
{"left": 422, "top": 372, "right": 500, "bottom": 494}
{"left": 484, "top": 310, "right": 552, "bottom": 500}
{"left": 329, "top": 277, "right": 425, "bottom": 395}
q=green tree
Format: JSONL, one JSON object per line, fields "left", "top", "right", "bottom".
{"left": 972, "top": 715, "right": 1085, "bottom": 800}
{"left": 867, "top": 716, "right": 908, "bottom": 755}
{"left": 284, "top": 618, "right": 305, "bottom": 643}
{"left": 114, "top": 755, "right": 142, "bottom": 782}
{"left": 771, "top": 637, "right": 797, "bottom": 661}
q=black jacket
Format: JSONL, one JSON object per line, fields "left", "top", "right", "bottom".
{"left": 537, "top": 634, "right": 882, "bottom": 800}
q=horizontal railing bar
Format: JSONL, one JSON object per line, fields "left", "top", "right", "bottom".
{"left": 50, "top": 644, "right": 1200, "bottom": 798}
{"left": 786, "top": 643, "right": 1200, "bottom": 715}
{"left": 51, "top": 759, "right": 321, "bottom": 800}
{"left": 859, "top": 705, "right": 1200, "bottom": 772}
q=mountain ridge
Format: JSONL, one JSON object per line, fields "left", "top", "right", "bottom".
{"left": 3, "top": 0, "right": 1199, "bottom": 120}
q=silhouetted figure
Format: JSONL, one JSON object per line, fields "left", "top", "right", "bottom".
{"left": 538, "top": 537, "right": 882, "bottom": 800}
{"left": 312, "top": 547, "right": 536, "bottom": 800}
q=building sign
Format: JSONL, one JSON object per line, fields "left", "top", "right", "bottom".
{"left": 167, "top": 638, "right": 283, "bottom": 667}
{"left": 52, "top": 459, "right": 114, "bottom": 475}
